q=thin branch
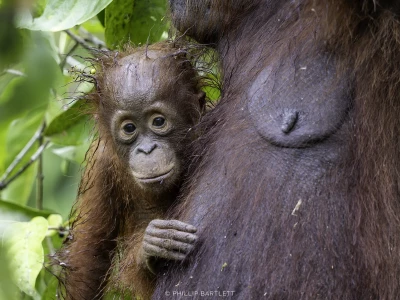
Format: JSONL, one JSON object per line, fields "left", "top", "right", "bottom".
{"left": 36, "top": 122, "right": 45, "bottom": 210}
{"left": 59, "top": 42, "right": 79, "bottom": 71}
{"left": 48, "top": 227, "right": 62, "bottom": 231}
{"left": 0, "top": 141, "right": 50, "bottom": 191}
{"left": 48, "top": 226, "right": 69, "bottom": 235}
{"left": 0, "top": 123, "right": 46, "bottom": 183}
{"left": 78, "top": 27, "right": 108, "bottom": 50}
{"left": 64, "top": 29, "right": 93, "bottom": 51}
{"left": 66, "top": 56, "right": 86, "bottom": 71}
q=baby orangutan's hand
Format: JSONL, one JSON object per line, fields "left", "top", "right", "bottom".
{"left": 139, "top": 219, "right": 198, "bottom": 274}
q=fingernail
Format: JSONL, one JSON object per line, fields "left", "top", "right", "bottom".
{"left": 186, "top": 225, "right": 197, "bottom": 232}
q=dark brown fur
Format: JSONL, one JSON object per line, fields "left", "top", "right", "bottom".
{"left": 55, "top": 42, "right": 206, "bottom": 299}
{"left": 152, "top": 1, "right": 400, "bottom": 299}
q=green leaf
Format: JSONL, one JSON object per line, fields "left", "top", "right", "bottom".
{"left": 0, "top": 199, "right": 53, "bottom": 224}
{"left": 52, "top": 144, "right": 90, "bottom": 164}
{"left": 41, "top": 276, "right": 58, "bottom": 300}
{"left": 0, "top": 5, "right": 23, "bottom": 69}
{"left": 5, "top": 113, "right": 44, "bottom": 165}
{"left": 32, "top": 0, "right": 47, "bottom": 18}
{"left": 46, "top": 78, "right": 93, "bottom": 126}
{"left": 45, "top": 100, "right": 93, "bottom": 146}
{"left": 49, "top": 117, "right": 92, "bottom": 146}
{"left": 0, "top": 68, "right": 23, "bottom": 101}
{"left": 2, "top": 217, "right": 48, "bottom": 299}
{"left": 0, "top": 31, "right": 61, "bottom": 174}
{"left": 0, "top": 257, "right": 19, "bottom": 300}
{"left": 97, "top": 8, "right": 106, "bottom": 27}
{"left": 203, "top": 85, "right": 221, "bottom": 103}
{"left": 16, "top": 0, "right": 113, "bottom": 32}
{"left": 82, "top": 16, "right": 105, "bottom": 34}
{"left": 2, "top": 112, "right": 44, "bottom": 205}
{"left": 45, "top": 100, "right": 88, "bottom": 135}
{"left": 1, "top": 167, "right": 36, "bottom": 206}
{"left": 105, "top": 0, "right": 169, "bottom": 49}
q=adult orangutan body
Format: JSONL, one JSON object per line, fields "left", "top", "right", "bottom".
{"left": 152, "top": 1, "right": 400, "bottom": 299}
{"left": 57, "top": 43, "right": 205, "bottom": 299}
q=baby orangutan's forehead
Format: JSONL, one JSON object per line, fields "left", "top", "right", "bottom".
{"left": 103, "top": 54, "right": 175, "bottom": 107}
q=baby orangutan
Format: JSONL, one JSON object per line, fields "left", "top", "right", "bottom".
{"left": 56, "top": 42, "right": 205, "bottom": 299}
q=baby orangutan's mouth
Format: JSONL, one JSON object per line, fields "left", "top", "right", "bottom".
{"left": 134, "top": 168, "right": 174, "bottom": 184}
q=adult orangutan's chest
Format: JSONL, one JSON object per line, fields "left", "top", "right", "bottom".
{"left": 247, "top": 51, "right": 352, "bottom": 148}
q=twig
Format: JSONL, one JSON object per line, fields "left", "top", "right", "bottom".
{"left": 0, "top": 124, "right": 46, "bottom": 183}
{"left": 59, "top": 42, "right": 79, "bottom": 71}
{"left": 36, "top": 122, "right": 46, "bottom": 210}
{"left": 64, "top": 29, "right": 94, "bottom": 51}
{"left": 66, "top": 56, "right": 86, "bottom": 71}
{"left": 48, "top": 226, "right": 69, "bottom": 235}
{"left": 48, "top": 226, "right": 63, "bottom": 231}
{"left": 78, "top": 27, "right": 108, "bottom": 50}
{"left": 0, "top": 141, "right": 50, "bottom": 191}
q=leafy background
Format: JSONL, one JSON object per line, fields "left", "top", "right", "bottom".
{"left": 0, "top": 0, "right": 170, "bottom": 298}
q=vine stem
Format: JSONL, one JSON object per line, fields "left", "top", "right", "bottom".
{"left": 36, "top": 122, "right": 45, "bottom": 210}
{"left": 64, "top": 29, "right": 94, "bottom": 51}
{"left": 0, "top": 141, "right": 49, "bottom": 191}
{"left": 78, "top": 27, "right": 107, "bottom": 49}
{"left": 59, "top": 42, "right": 79, "bottom": 71}
{"left": 0, "top": 123, "right": 46, "bottom": 183}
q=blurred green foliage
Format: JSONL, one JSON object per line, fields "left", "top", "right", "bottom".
{"left": 105, "top": 0, "right": 169, "bottom": 49}
{"left": 0, "top": 0, "right": 170, "bottom": 298}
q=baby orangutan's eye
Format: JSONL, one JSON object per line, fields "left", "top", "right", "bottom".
{"left": 119, "top": 120, "right": 137, "bottom": 138}
{"left": 123, "top": 122, "right": 136, "bottom": 134}
{"left": 152, "top": 117, "right": 166, "bottom": 127}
